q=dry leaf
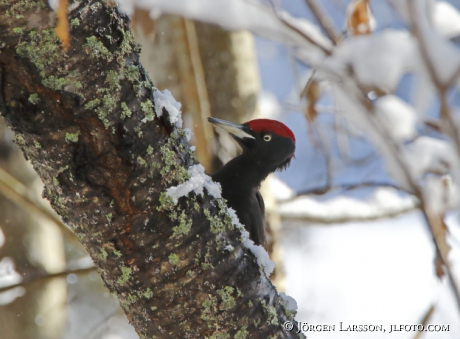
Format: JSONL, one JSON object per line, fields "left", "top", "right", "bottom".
{"left": 426, "top": 210, "right": 449, "bottom": 279}
{"left": 55, "top": 0, "right": 69, "bottom": 50}
{"left": 347, "top": 0, "right": 372, "bottom": 36}
{"left": 303, "top": 79, "right": 320, "bottom": 122}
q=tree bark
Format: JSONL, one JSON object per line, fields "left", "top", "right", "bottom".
{"left": 0, "top": 0, "right": 301, "bottom": 338}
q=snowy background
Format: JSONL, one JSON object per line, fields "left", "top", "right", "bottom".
{"left": 256, "top": 1, "right": 460, "bottom": 338}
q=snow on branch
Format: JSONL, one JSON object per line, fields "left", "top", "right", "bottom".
{"left": 116, "top": 0, "right": 331, "bottom": 60}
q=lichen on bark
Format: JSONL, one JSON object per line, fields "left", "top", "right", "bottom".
{"left": 0, "top": 0, "right": 303, "bottom": 337}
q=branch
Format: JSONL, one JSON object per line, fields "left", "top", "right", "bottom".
{"left": 334, "top": 66, "right": 460, "bottom": 314}
{"left": 279, "top": 15, "right": 332, "bottom": 56}
{"left": 0, "top": 166, "right": 75, "bottom": 240}
{"left": 0, "top": 0, "right": 301, "bottom": 337}
{"left": 304, "top": 0, "right": 342, "bottom": 45}
{"left": 0, "top": 266, "right": 95, "bottom": 293}
{"left": 407, "top": 0, "right": 460, "bottom": 156}
{"left": 292, "top": 181, "right": 411, "bottom": 199}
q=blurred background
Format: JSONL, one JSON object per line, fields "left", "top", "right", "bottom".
{"left": 1, "top": 0, "right": 460, "bottom": 338}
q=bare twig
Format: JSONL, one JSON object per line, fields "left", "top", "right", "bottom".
{"left": 0, "top": 166, "right": 75, "bottom": 240}
{"left": 82, "top": 309, "right": 121, "bottom": 339}
{"left": 407, "top": 0, "right": 460, "bottom": 156}
{"left": 290, "top": 181, "right": 411, "bottom": 200}
{"left": 0, "top": 266, "right": 95, "bottom": 293}
{"left": 413, "top": 304, "right": 435, "bottom": 339}
{"left": 304, "top": 0, "right": 342, "bottom": 45}
{"left": 348, "top": 80, "right": 460, "bottom": 313}
{"left": 279, "top": 15, "right": 332, "bottom": 56}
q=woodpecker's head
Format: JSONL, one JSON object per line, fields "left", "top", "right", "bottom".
{"left": 208, "top": 117, "right": 296, "bottom": 172}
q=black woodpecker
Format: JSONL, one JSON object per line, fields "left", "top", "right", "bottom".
{"left": 208, "top": 117, "right": 296, "bottom": 247}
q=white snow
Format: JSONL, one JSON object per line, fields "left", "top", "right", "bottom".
{"left": 183, "top": 128, "right": 193, "bottom": 141}
{"left": 278, "top": 187, "right": 417, "bottom": 223}
{"left": 0, "top": 257, "right": 24, "bottom": 305}
{"left": 279, "top": 292, "right": 298, "bottom": 314}
{"left": 227, "top": 208, "right": 275, "bottom": 276}
{"left": 282, "top": 210, "right": 460, "bottom": 339}
{"left": 153, "top": 89, "right": 183, "bottom": 128}
{"left": 433, "top": 2, "right": 460, "bottom": 38}
{"left": 47, "top": 0, "right": 59, "bottom": 10}
{"left": 375, "top": 95, "right": 417, "bottom": 141}
{"left": 166, "top": 164, "right": 221, "bottom": 203}
{"left": 423, "top": 175, "right": 458, "bottom": 216}
{"left": 326, "top": 30, "right": 418, "bottom": 93}
{"left": 404, "top": 136, "right": 460, "bottom": 183}
{"left": 116, "top": 0, "right": 330, "bottom": 61}
{"left": 413, "top": 0, "right": 460, "bottom": 85}
{"left": 269, "top": 176, "right": 296, "bottom": 201}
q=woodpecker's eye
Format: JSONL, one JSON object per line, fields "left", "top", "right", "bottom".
{"left": 263, "top": 134, "right": 272, "bottom": 142}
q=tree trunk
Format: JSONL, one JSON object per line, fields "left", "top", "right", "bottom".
{"left": 0, "top": 0, "right": 301, "bottom": 338}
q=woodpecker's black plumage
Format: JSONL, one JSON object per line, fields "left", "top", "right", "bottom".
{"left": 208, "top": 117, "right": 296, "bottom": 247}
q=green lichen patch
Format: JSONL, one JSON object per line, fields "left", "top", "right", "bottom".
{"left": 28, "top": 93, "right": 39, "bottom": 104}
{"left": 261, "top": 300, "right": 279, "bottom": 326}
{"left": 134, "top": 126, "right": 143, "bottom": 138}
{"left": 217, "top": 286, "right": 236, "bottom": 311}
{"left": 99, "top": 248, "right": 108, "bottom": 260}
{"left": 125, "top": 64, "right": 140, "bottom": 82}
{"left": 120, "top": 287, "right": 154, "bottom": 307}
{"left": 14, "top": 134, "right": 25, "bottom": 146}
{"left": 203, "top": 208, "right": 227, "bottom": 234}
{"left": 141, "top": 100, "right": 154, "bottom": 122}
{"left": 13, "top": 27, "right": 24, "bottom": 35}
{"left": 201, "top": 294, "right": 218, "bottom": 324}
{"left": 42, "top": 76, "right": 71, "bottom": 91}
{"left": 137, "top": 156, "right": 147, "bottom": 166}
{"left": 234, "top": 327, "right": 249, "bottom": 339}
{"left": 142, "top": 288, "right": 153, "bottom": 299}
{"left": 113, "top": 249, "right": 122, "bottom": 258}
{"left": 70, "top": 18, "right": 80, "bottom": 27}
{"left": 157, "top": 192, "right": 175, "bottom": 211}
{"left": 3, "top": 0, "right": 46, "bottom": 18}
{"left": 200, "top": 249, "right": 214, "bottom": 271}
{"left": 146, "top": 145, "right": 154, "bottom": 155}
{"left": 120, "top": 293, "right": 139, "bottom": 307}
{"left": 16, "top": 29, "right": 63, "bottom": 79}
{"left": 168, "top": 253, "right": 180, "bottom": 266}
{"left": 105, "top": 70, "right": 121, "bottom": 91}
{"left": 65, "top": 132, "right": 79, "bottom": 143}
{"left": 120, "top": 102, "right": 132, "bottom": 119}
{"left": 171, "top": 210, "right": 193, "bottom": 237}
{"left": 117, "top": 266, "right": 132, "bottom": 285}
{"left": 85, "top": 98, "right": 101, "bottom": 110}
{"left": 83, "top": 36, "right": 112, "bottom": 61}
{"left": 159, "top": 141, "right": 190, "bottom": 184}
{"left": 105, "top": 212, "right": 113, "bottom": 222}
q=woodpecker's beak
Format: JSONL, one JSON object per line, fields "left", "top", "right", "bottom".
{"left": 208, "top": 117, "right": 255, "bottom": 139}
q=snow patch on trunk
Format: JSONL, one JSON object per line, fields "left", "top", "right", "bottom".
{"left": 166, "top": 164, "right": 221, "bottom": 203}
{"left": 227, "top": 208, "right": 275, "bottom": 276}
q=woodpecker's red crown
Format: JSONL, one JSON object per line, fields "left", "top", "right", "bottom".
{"left": 246, "top": 119, "right": 296, "bottom": 143}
